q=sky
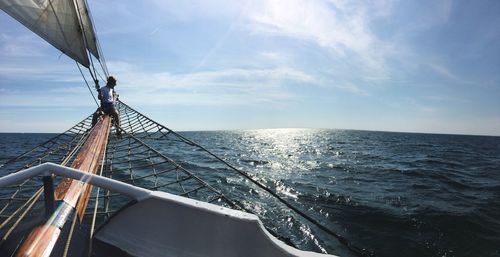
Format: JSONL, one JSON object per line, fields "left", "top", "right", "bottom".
{"left": 1, "top": 0, "right": 499, "bottom": 135}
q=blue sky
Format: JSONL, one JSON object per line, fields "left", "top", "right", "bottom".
{"left": 1, "top": 0, "right": 499, "bottom": 135}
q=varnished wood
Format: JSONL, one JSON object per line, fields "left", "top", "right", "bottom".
{"left": 15, "top": 225, "right": 60, "bottom": 257}
{"left": 55, "top": 116, "right": 111, "bottom": 205}
{"left": 76, "top": 119, "right": 111, "bottom": 221}
{"left": 15, "top": 116, "right": 111, "bottom": 257}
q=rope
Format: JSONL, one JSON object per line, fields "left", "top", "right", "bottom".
{"left": 94, "top": 68, "right": 106, "bottom": 83}
{"left": 0, "top": 102, "right": 370, "bottom": 256}
{"left": 0, "top": 189, "right": 42, "bottom": 242}
{"left": 77, "top": 62, "right": 100, "bottom": 107}
{"left": 0, "top": 126, "right": 89, "bottom": 241}
{"left": 87, "top": 130, "right": 109, "bottom": 256}
{"left": 73, "top": 0, "right": 109, "bottom": 109}
{"left": 84, "top": 0, "right": 109, "bottom": 77}
{"left": 193, "top": 145, "right": 371, "bottom": 255}
{"left": 55, "top": 119, "right": 109, "bottom": 256}
{"left": 74, "top": 0, "right": 100, "bottom": 84}
{"left": 0, "top": 119, "right": 91, "bottom": 216}
{"left": 0, "top": 188, "right": 43, "bottom": 231}
{"left": 192, "top": 145, "right": 371, "bottom": 256}
{"left": 62, "top": 117, "right": 110, "bottom": 256}
{"left": 62, "top": 210, "right": 79, "bottom": 257}
{"left": 117, "top": 101, "right": 372, "bottom": 256}
{"left": 116, "top": 125, "right": 228, "bottom": 200}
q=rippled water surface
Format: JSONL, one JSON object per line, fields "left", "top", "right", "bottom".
{"left": 1, "top": 130, "right": 499, "bottom": 257}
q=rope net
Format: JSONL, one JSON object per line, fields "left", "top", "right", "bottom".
{"left": 0, "top": 100, "right": 344, "bottom": 256}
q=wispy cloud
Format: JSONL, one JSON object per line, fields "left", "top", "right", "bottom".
{"left": 0, "top": 58, "right": 317, "bottom": 107}
{"left": 0, "top": 33, "right": 49, "bottom": 57}
{"left": 109, "top": 61, "right": 315, "bottom": 89}
{"left": 247, "top": 0, "right": 373, "bottom": 52}
{"left": 244, "top": 0, "right": 396, "bottom": 80}
{"left": 111, "top": 63, "right": 315, "bottom": 106}
{"left": 0, "top": 93, "right": 94, "bottom": 107}
{"left": 423, "top": 95, "right": 469, "bottom": 103}
{"left": 404, "top": 0, "right": 453, "bottom": 32}
{"left": 425, "top": 62, "right": 480, "bottom": 88}
{"left": 149, "top": 0, "right": 245, "bottom": 21}
{"left": 257, "top": 51, "right": 289, "bottom": 63}
{"left": 0, "top": 62, "right": 81, "bottom": 81}
{"left": 427, "top": 63, "right": 461, "bottom": 81}
{"left": 333, "top": 83, "right": 368, "bottom": 95}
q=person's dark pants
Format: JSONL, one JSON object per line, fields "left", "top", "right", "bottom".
{"left": 93, "top": 103, "right": 121, "bottom": 135}
{"left": 102, "top": 103, "right": 121, "bottom": 134}
{"left": 91, "top": 107, "right": 102, "bottom": 127}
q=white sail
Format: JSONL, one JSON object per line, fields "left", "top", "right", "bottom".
{"left": 75, "top": 0, "right": 99, "bottom": 59}
{"left": 0, "top": 0, "right": 90, "bottom": 67}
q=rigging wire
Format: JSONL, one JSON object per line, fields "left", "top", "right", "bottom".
{"left": 73, "top": 0, "right": 99, "bottom": 83}
{"left": 92, "top": 26, "right": 109, "bottom": 78}
{"left": 0, "top": 130, "right": 90, "bottom": 241}
{"left": 5, "top": 1, "right": 365, "bottom": 254}
{"left": 117, "top": 101, "right": 373, "bottom": 257}
{"left": 96, "top": 44, "right": 109, "bottom": 78}
{"left": 84, "top": 0, "right": 109, "bottom": 78}
{"left": 74, "top": 0, "right": 109, "bottom": 104}
{"left": 0, "top": 102, "right": 371, "bottom": 256}
{"left": 87, "top": 128, "right": 110, "bottom": 256}
{"left": 93, "top": 68, "right": 106, "bottom": 83}
{"left": 77, "top": 62, "right": 100, "bottom": 107}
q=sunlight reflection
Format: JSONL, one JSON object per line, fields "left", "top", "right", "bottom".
{"left": 235, "top": 128, "right": 330, "bottom": 210}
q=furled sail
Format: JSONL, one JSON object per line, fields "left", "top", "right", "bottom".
{"left": 0, "top": 0, "right": 99, "bottom": 67}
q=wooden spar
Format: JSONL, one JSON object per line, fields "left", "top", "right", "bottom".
{"left": 56, "top": 116, "right": 111, "bottom": 222}
{"left": 15, "top": 116, "right": 111, "bottom": 257}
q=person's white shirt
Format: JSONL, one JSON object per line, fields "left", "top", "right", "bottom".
{"left": 100, "top": 86, "right": 114, "bottom": 104}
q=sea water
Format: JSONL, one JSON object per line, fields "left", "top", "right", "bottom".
{"left": 1, "top": 129, "right": 499, "bottom": 257}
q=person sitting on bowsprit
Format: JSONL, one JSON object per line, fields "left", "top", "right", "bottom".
{"left": 92, "top": 76, "right": 121, "bottom": 137}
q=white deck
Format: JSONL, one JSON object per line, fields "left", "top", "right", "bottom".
{"left": 95, "top": 191, "right": 337, "bottom": 257}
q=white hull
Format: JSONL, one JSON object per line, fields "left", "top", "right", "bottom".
{"left": 0, "top": 163, "right": 337, "bottom": 257}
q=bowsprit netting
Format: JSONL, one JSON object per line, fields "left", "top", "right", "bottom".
{"left": 0, "top": 100, "right": 365, "bottom": 257}
{"left": 0, "top": 101, "right": 241, "bottom": 220}
{"left": 0, "top": 102, "right": 245, "bottom": 256}
{"left": 0, "top": 115, "right": 92, "bottom": 219}
{"left": 97, "top": 101, "right": 242, "bottom": 219}
{"left": 0, "top": 115, "right": 94, "bottom": 255}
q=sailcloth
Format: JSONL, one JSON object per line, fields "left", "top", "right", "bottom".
{"left": 0, "top": 0, "right": 99, "bottom": 67}
{"left": 75, "top": 0, "right": 99, "bottom": 59}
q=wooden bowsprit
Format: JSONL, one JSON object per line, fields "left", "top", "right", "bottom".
{"left": 15, "top": 116, "right": 111, "bottom": 257}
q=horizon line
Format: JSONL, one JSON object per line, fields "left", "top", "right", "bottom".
{"left": 1, "top": 127, "right": 499, "bottom": 137}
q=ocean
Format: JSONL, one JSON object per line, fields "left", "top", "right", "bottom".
{"left": 1, "top": 129, "right": 499, "bottom": 257}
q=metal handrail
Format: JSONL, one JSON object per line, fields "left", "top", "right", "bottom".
{"left": 0, "top": 162, "right": 151, "bottom": 201}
